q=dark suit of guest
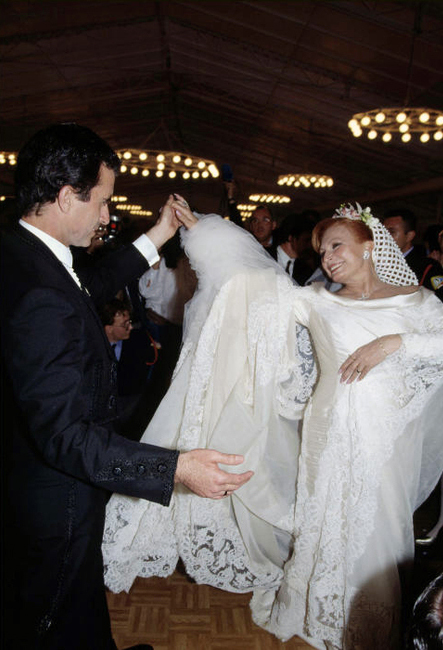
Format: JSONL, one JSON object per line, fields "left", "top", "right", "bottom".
{"left": 266, "top": 243, "right": 314, "bottom": 286}
{"left": 114, "top": 328, "right": 156, "bottom": 440}
{"left": 0, "top": 224, "right": 179, "bottom": 650}
{"left": 405, "top": 245, "right": 443, "bottom": 301}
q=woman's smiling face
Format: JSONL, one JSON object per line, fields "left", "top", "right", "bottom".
{"left": 319, "top": 223, "right": 372, "bottom": 283}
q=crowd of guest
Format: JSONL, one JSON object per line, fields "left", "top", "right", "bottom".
{"left": 1, "top": 124, "right": 442, "bottom": 650}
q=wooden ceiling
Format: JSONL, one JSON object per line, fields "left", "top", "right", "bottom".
{"left": 1, "top": 0, "right": 443, "bottom": 228}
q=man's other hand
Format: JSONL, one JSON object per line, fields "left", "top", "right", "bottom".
{"left": 175, "top": 449, "right": 254, "bottom": 499}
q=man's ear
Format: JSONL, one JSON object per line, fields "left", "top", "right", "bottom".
{"left": 104, "top": 324, "right": 113, "bottom": 340}
{"left": 406, "top": 229, "right": 416, "bottom": 247}
{"left": 272, "top": 221, "right": 277, "bottom": 231}
{"left": 58, "top": 185, "right": 74, "bottom": 213}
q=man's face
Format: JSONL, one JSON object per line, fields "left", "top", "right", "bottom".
{"left": 106, "top": 310, "right": 132, "bottom": 342}
{"left": 289, "top": 231, "right": 313, "bottom": 258}
{"left": 383, "top": 216, "right": 415, "bottom": 253}
{"left": 250, "top": 208, "right": 276, "bottom": 245}
{"left": 64, "top": 163, "right": 115, "bottom": 247}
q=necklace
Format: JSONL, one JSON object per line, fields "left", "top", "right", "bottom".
{"left": 341, "top": 286, "right": 379, "bottom": 300}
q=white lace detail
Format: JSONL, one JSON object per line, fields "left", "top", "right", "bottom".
{"left": 103, "top": 225, "right": 316, "bottom": 595}
{"left": 103, "top": 497, "right": 178, "bottom": 593}
{"left": 252, "top": 290, "right": 443, "bottom": 649}
{"left": 103, "top": 216, "right": 443, "bottom": 650}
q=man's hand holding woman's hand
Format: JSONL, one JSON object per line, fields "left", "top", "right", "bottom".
{"left": 146, "top": 194, "right": 181, "bottom": 250}
{"left": 145, "top": 192, "right": 197, "bottom": 252}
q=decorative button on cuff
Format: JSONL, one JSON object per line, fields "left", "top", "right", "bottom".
{"left": 113, "top": 466, "right": 122, "bottom": 476}
{"left": 157, "top": 463, "right": 167, "bottom": 473}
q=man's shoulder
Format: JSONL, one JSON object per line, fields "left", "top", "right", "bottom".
{"left": 406, "top": 246, "right": 437, "bottom": 273}
{"left": 406, "top": 247, "right": 443, "bottom": 292}
{"left": 265, "top": 243, "right": 278, "bottom": 259}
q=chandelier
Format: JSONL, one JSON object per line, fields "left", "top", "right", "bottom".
{"left": 0, "top": 151, "right": 17, "bottom": 166}
{"left": 277, "top": 173, "right": 334, "bottom": 188}
{"left": 348, "top": 8, "right": 443, "bottom": 145}
{"left": 111, "top": 195, "right": 152, "bottom": 217}
{"left": 249, "top": 194, "right": 291, "bottom": 204}
{"left": 348, "top": 109, "right": 443, "bottom": 143}
{"left": 116, "top": 149, "right": 219, "bottom": 180}
{"left": 237, "top": 203, "right": 257, "bottom": 219}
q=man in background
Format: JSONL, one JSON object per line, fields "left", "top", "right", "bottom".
{"left": 249, "top": 204, "right": 277, "bottom": 248}
{"left": 267, "top": 214, "right": 316, "bottom": 285}
{"left": 383, "top": 208, "right": 443, "bottom": 301}
{"left": 101, "top": 298, "right": 155, "bottom": 441}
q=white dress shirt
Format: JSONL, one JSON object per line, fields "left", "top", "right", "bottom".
{"left": 276, "top": 245, "right": 294, "bottom": 276}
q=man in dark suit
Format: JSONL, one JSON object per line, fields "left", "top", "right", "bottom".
{"left": 100, "top": 297, "right": 155, "bottom": 440}
{"left": 0, "top": 123, "right": 253, "bottom": 650}
{"left": 383, "top": 208, "right": 443, "bottom": 302}
{"left": 267, "top": 214, "right": 317, "bottom": 286}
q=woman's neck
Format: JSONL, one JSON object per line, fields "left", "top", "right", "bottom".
{"left": 339, "top": 274, "right": 385, "bottom": 300}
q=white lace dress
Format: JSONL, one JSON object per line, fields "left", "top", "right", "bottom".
{"left": 103, "top": 215, "right": 443, "bottom": 650}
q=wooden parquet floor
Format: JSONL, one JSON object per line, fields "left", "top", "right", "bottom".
{"left": 107, "top": 568, "right": 311, "bottom": 650}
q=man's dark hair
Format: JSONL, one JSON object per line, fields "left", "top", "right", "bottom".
{"left": 15, "top": 123, "right": 120, "bottom": 217}
{"left": 383, "top": 208, "right": 417, "bottom": 232}
{"left": 300, "top": 208, "right": 321, "bottom": 224}
{"left": 99, "top": 298, "right": 131, "bottom": 327}
{"left": 253, "top": 204, "right": 275, "bottom": 220}
{"left": 406, "top": 573, "right": 443, "bottom": 649}
{"left": 424, "top": 224, "right": 442, "bottom": 254}
{"left": 277, "top": 213, "right": 314, "bottom": 244}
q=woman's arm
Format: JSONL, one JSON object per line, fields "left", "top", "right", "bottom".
{"left": 339, "top": 334, "right": 401, "bottom": 383}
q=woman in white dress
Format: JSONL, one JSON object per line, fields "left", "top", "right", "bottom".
{"left": 103, "top": 199, "right": 443, "bottom": 649}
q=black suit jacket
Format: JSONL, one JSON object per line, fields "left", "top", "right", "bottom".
{"left": 0, "top": 224, "right": 178, "bottom": 649}
{"left": 266, "top": 243, "right": 314, "bottom": 286}
{"left": 405, "top": 246, "right": 443, "bottom": 301}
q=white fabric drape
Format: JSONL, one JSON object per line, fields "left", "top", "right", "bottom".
{"left": 103, "top": 215, "right": 443, "bottom": 650}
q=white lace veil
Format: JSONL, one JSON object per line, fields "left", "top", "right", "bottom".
{"left": 333, "top": 203, "right": 418, "bottom": 286}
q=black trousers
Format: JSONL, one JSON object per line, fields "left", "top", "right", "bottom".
{"left": 3, "top": 471, "right": 115, "bottom": 650}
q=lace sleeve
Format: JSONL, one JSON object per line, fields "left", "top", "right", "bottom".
{"left": 397, "top": 291, "right": 443, "bottom": 393}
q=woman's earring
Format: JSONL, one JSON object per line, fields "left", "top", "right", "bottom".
{"left": 363, "top": 250, "right": 370, "bottom": 260}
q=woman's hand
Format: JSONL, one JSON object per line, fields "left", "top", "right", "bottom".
{"left": 171, "top": 193, "right": 198, "bottom": 229}
{"left": 147, "top": 194, "right": 181, "bottom": 250}
{"left": 339, "top": 334, "right": 401, "bottom": 383}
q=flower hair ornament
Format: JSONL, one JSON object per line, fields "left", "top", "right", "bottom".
{"left": 333, "top": 203, "right": 418, "bottom": 286}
